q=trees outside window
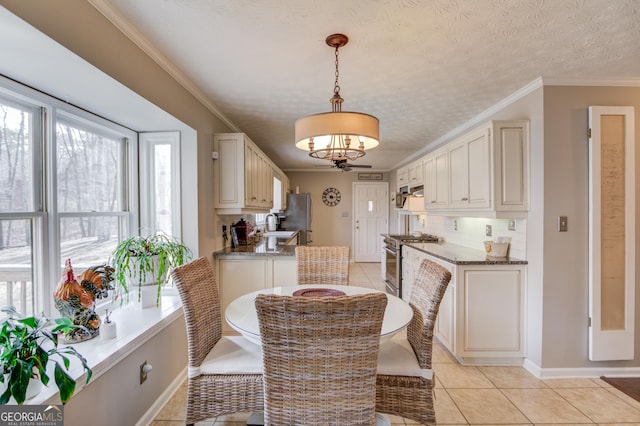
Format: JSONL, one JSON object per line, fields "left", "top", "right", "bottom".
{"left": 0, "top": 79, "right": 182, "bottom": 318}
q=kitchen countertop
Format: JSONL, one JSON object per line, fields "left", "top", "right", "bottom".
{"left": 404, "top": 241, "right": 528, "bottom": 265}
{"left": 214, "top": 231, "right": 299, "bottom": 257}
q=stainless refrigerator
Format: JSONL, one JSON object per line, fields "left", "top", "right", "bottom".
{"left": 283, "top": 193, "right": 312, "bottom": 245}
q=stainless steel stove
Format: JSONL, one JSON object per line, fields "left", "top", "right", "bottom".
{"left": 383, "top": 234, "right": 439, "bottom": 297}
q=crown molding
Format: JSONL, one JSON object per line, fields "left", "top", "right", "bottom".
{"left": 392, "top": 77, "right": 544, "bottom": 170}
{"left": 542, "top": 77, "right": 640, "bottom": 86}
{"left": 88, "top": 0, "right": 240, "bottom": 132}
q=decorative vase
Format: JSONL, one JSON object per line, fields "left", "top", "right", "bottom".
{"left": 134, "top": 286, "right": 161, "bottom": 309}
{"left": 125, "top": 255, "right": 168, "bottom": 288}
{"left": 100, "top": 321, "right": 117, "bottom": 340}
{"left": 124, "top": 255, "right": 167, "bottom": 308}
{"left": 53, "top": 259, "right": 101, "bottom": 343}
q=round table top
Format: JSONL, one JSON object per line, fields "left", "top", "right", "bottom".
{"left": 225, "top": 284, "right": 414, "bottom": 345}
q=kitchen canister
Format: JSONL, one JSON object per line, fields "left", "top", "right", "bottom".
{"left": 484, "top": 240, "right": 509, "bottom": 258}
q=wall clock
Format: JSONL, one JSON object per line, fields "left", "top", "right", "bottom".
{"left": 322, "top": 187, "right": 341, "bottom": 206}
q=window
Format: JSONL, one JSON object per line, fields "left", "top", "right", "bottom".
{"left": 0, "top": 97, "right": 42, "bottom": 316}
{"left": 56, "top": 116, "right": 130, "bottom": 284}
{"left": 139, "top": 132, "right": 181, "bottom": 237}
{"left": 0, "top": 79, "right": 182, "bottom": 318}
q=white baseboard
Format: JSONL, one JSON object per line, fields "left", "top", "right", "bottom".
{"left": 523, "top": 359, "right": 640, "bottom": 379}
{"left": 136, "top": 367, "right": 187, "bottom": 426}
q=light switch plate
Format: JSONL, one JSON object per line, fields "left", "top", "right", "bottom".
{"left": 558, "top": 216, "right": 568, "bottom": 232}
{"left": 508, "top": 219, "right": 516, "bottom": 231}
{"left": 486, "top": 224, "right": 492, "bottom": 237}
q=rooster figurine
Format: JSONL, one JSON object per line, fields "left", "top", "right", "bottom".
{"left": 54, "top": 259, "right": 110, "bottom": 342}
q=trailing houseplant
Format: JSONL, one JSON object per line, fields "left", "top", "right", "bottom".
{"left": 0, "top": 306, "right": 93, "bottom": 405}
{"left": 110, "top": 232, "right": 192, "bottom": 306}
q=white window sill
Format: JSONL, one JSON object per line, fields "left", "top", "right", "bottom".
{"left": 23, "top": 289, "right": 183, "bottom": 406}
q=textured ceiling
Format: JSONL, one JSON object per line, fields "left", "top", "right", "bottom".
{"left": 94, "top": 0, "right": 640, "bottom": 171}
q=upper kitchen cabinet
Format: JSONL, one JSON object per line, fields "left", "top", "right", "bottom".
{"left": 407, "top": 159, "right": 423, "bottom": 187}
{"left": 396, "top": 165, "right": 409, "bottom": 189}
{"left": 214, "top": 133, "right": 279, "bottom": 214}
{"left": 448, "top": 126, "right": 491, "bottom": 209}
{"left": 272, "top": 168, "right": 289, "bottom": 211}
{"left": 423, "top": 148, "right": 449, "bottom": 209}
{"left": 425, "top": 120, "right": 529, "bottom": 217}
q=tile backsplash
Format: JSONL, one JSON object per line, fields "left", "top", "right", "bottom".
{"left": 411, "top": 215, "right": 527, "bottom": 260}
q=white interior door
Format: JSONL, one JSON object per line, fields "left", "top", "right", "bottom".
{"left": 588, "top": 106, "right": 635, "bottom": 361}
{"left": 353, "top": 182, "right": 388, "bottom": 262}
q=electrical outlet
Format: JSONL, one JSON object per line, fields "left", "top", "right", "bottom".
{"left": 453, "top": 219, "right": 457, "bottom": 231}
{"left": 486, "top": 224, "right": 492, "bottom": 237}
{"left": 508, "top": 219, "right": 516, "bottom": 231}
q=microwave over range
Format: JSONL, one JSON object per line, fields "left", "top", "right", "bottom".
{"left": 395, "top": 184, "right": 424, "bottom": 209}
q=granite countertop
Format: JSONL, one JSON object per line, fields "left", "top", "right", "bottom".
{"left": 214, "top": 232, "right": 299, "bottom": 257}
{"left": 404, "top": 241, "right": 528, "bottom": 265}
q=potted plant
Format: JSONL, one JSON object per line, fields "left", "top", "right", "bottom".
{"left": 0, "top": 307, "right": 93, "bottom": 405}
{"left": 111, "top": 232, "right": 192, "bottom": 307}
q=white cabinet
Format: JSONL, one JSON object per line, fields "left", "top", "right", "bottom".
{"left": 396, "top": 166, "right": 408, "bottom": 189}
{"left": 273, "top": 258, "right": 297, "bottom": 286}
{"left": 423, "top": 120, "right": 529, "bottom": 217}
{"left": 493, "top": 121, "right": 530, "bottom": 211}
{"left": 218, "top": 257, "right": 269, "bottom": 334}
{"left": 244, "top": 140, "right": 273, "bottom": 209}
{"left": 214, "top": 133, "right": 276, "bottom": 214}
{"left": 407, "top": 159, "right": 423, "bottom": 186}
{"left": 217, "top": 256, "right": 298, "bottom": 334}
{"left": 401, "top": 246, "right": 417, "bottom": 302}
{"left": 423, "top": 149, "right": 449, "bottom": 209}
{"left": 401, "top": 246, "right": 526, "bottom": 365}
{"left": 419, "top": 253, "right": 456, "bottom": 353}
{"left": 458, "top": 268, "right": 525, "bottom": 361}
{"left": 281, "top": 173, "right": 290, "bottom": 210}
{"left": 448, "top": 126, "right": 491, "bottom": 209}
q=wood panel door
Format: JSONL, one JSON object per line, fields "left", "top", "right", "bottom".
{"left": 588, "top": 106, "right": 635, "bottom": 361}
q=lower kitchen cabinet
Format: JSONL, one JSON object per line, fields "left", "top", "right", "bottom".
{"left": 457, "top": 267, "right": 525, "bottom": 364}
{"left": 403, "top": 247, "right": 526, "bottom": 365}
{"left": 272, "top": 257, "right": 297, "bottom": 286}
{"left": 217, "top": 256, "right": 298, "bottom": 334}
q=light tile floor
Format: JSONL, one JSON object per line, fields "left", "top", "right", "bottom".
{"left": 152, "top": 263, "right": 640, "bottom": 425}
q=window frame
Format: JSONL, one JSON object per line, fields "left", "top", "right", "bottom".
{"left": 0, "top": 77, "right": 140, "bottom": 317}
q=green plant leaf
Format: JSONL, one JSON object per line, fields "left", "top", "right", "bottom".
{"left": 110, "top": 231, "right": 191, "bottom": 306}
{"left": 0, "top": 386, "right": 11, "bottom": 404}
{"left": 17, "top": 316, "right": 38, "bottom": 329}
{"left": 54, "top": 362, "right": 76, "bottom": 404}
{"left": 9, "top": 359, "right": 32, "bottom": 405}
{"left": 1, "top": 311, "right": 92, "bottom": 405}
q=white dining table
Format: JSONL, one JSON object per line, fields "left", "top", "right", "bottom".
{"left": 224, "top": 284, "right": 414, "bottom": 345}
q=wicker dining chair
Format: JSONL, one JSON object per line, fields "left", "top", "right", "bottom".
{"left": 375, "top": 258, "right": 452, "bottom": 425}
{"left": 295, "top": 245, "right": 350, "bottom": 285}
{"left": 170, "top": 257, "right": 264, "bottom": 425}
{"left": 255, "top": 292, "right": 387, "bottom": 426}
